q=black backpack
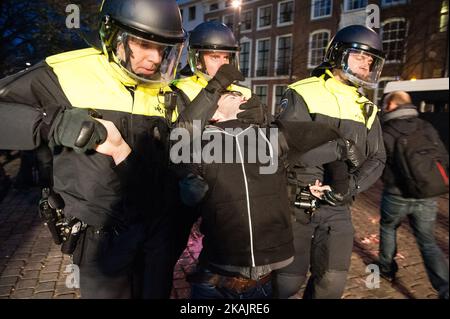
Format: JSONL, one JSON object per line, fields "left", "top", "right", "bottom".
{"left": 385, "top": 120, "right": 449, "bottom": 199}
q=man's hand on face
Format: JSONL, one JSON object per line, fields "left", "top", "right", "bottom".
{"left": 236, "top": 95, "right": 269, "bottom": 126}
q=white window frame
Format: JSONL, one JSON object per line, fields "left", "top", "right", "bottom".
{"left": 188, "top": 5, "right": 197, "bottom": 21}
{"left": 222, "top": 13, "right": 234, "bottom": 30}
{"left": 311, "top": 0, "right": 333, "bottom": 20}
{"left": 241, "top": 9, "right": 253, "bottom": 33}
{"left": 381, "top": 18, "right": 408, "bottom": 64}
{"left": 381, "top": 0, "right": 407, "bottom": 8}
{"left": 253, "top": 84, "right": 269, "bottom": 106}
{"left": 207, "top": 17, "right": 219, "bottom": 22}
{"left": 255, "top": 37, "right": 271, "bottom": 77}
{"left": 277, "top": 0, "right": 294, "bottom": 27}
{"left": 275, "top": 34, "right": 292, "bottom": 76}
{"left": 257, "top": 4, "right": 273, "bottom": 31}
{"left": 307, "top": 29, "right": 330, "bottom": 69}
{"left": 239, "top": 39, "right": 253, "bottom": 78}
{"left": 272, "top": 84, "right": 288, "bottom": 115}
{"left": 208, "top": 2, "right": 220, "bottom": 12}
{"left": 344, "top": 0, "right": 368, "bottom": 12}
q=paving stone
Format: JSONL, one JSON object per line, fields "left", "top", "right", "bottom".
{"left": 0, "top": 286, "right": 13, "bottom": 296}
{"left": 10, "top": 288, "right": 34, "bottom": 299}
{"left": 41, "top": 264, "right": 61, "bottom": 273}
{"left": 54, "top": 293, "right": 76, "bottom": 299}
{"left": 38, "top": 272, "right": 59, "bottom": 282}
{"left": 16, "top": 278, "right": 38, "bottom": 289}
{"left": 35, "top": 281, "right": 56, "bottom": 292}
{"left": 0, "top": 276, "right": 19, "bottom": 286}
{"left": 32, "top": 291, "right": 54, "bottom": 299}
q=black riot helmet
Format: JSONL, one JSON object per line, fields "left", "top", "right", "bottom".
{"left": 99, "top": 0, "right": 186, "bottom": 85}
{"left": 188, "top": 21, "right": 240, "bottom": 79}
{"left": 324, "top": 25, "right": 385, "bottom": 88}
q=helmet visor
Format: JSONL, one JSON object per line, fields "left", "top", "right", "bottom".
{"left": 339, "top": 48, "right": 385, "bottom": 88}
{"left": 113, "top": 31, "right": 183, "bottom": 86}
{"left": 188, "top": 48, "right": 240, "bottom": 79}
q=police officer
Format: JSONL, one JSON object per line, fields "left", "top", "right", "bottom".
{"left": 273, "top": 25, "right": 387, "bottom": 299}
{"left": 173, "top": 21, "right": 266, "bottom": 124}
{"left": 0, "top": 0, "right": 229, "bottom": 299}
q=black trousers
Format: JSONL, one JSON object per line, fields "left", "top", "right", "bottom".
{"left": 274, "top": 205, "right": 354, "bottom": 299}
{"left": 73, "top": 214, "right": 175, "bottom": 299}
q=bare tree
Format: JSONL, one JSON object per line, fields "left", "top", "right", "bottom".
{"left": 0, "top": 0, "right": 100, "bottom": 76}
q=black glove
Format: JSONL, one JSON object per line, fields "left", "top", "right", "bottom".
{"left": 236, "top": 96, "right": 268, "bottom": 126}
{"left": 179, "top": 173, "right": 209, "bottom": 207}
{"left": 205, "top": 64, "right": 245, "bottom": 93}
{"left": 337, "top": 139, "right": 364, "bottom": 171}
{"left": 322, "top": 188, "right": 352, "bottom": 207}
{"left": 52, "top": 108, "right": 107, "bottom": 153}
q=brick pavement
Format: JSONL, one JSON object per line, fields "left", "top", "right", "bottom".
{"left": 0, "top": 157, "right": 448, "bottom": 299}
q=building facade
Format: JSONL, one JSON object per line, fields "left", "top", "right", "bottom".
{"left": 178, "top": 0, "right": 449, "bottom": 111}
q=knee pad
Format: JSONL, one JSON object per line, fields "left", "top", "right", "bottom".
{"left": 307, "top": 270, "right": 348, "bottom": 299}
{"left": 273, "top": 273, "right": 306, "bottom": 299}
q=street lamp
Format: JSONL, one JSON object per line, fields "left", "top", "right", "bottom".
{"left": 232, "top": 0, "right": 242, "bottom": 41}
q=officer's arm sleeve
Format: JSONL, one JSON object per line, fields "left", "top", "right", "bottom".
{"left": 350, "top": 116, "right": 386, "bottom": 194}
{"left": 277, "top": 90, "right": 345, "bottom": 165}
{"left": 0, "top": 102, "right": 48, "bottom": 150}
{"left": 276, "top": 120, "right": 342, "bottom": 165}
{"left": 175, "top": 88, "right": 222, "bottom": 134}
{"left": 0, "top": 62, "right": 66, "bottom": 150}
{"left": 276, "top": 89, "right": 313, "bottom": 122}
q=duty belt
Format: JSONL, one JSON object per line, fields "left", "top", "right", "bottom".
{"left": 188, "top": 271, "right": 272, "bottom": 294}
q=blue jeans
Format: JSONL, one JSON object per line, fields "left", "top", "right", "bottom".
{"left": 190, "top": 269, "right": 273, "bottom": 299}
{"left": 379, "top": 192, "right": 449, "bottom": 298}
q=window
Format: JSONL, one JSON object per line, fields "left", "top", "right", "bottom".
{"left": 276, "top": 35, "right": 292, "bottom": 76}
{"left": 225, "top": 0, "right": 233, "bottom": 7}
{"left": 223, "top": 14, "right": 234, "bottom": 31}
{"left": 381, "top": 0, "right": 407, "bottom": 7}
{"left": 308, "top": 30, "right": 330, "bottom": 68}
{"left": 240, "top": 42, "right": 251, "bottom": 77}
{"left": 274, "top": 85, "right": 288, "bottom": 114}
{"left": 311, "top": 0, "right": 332, "bottom": 19}
{"left": 278, "top": 1, "right": 294, "bottom": 25}
{"left": 344, "top": 0, "right": 368, "bottom": 11}
{"left": 188, "top": 6, "right": 196, "bottom": 21}
{"left": 256, "top": 39, "right": 270, "bottom": 76}
{"left": 381, "top": 19, "right": 407, "bottom": 63}
{"left": 207, "top": 17, "right": 219, "bottom": 22}
{"left": 258, "top": 5, "right": 272, "bottom": 29}
{"left": 441, "top": 0, "right": 449, "bottom": 33}
{"left": 254, "top": 85, "right": 268, "bottom": 105}
{"left": 209, "top": 3, "right": 219, "bottom": 11}
{"left": 241, "top": 10, "right": 252, "bottom": 32}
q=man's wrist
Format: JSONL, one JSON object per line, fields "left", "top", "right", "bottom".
{"left": 112, "top": 143, "right": 132, "bottom": 165}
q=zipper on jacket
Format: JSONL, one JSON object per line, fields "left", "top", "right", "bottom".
{"left": 125, "top": 85, "right": 136, "bottom": 145}
{"left": 206, "top": 125, "right": 257, "bottom": 267}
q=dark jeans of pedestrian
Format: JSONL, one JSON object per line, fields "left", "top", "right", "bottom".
{"left": 379, "top": 192, "right": 449, "bottom": 298}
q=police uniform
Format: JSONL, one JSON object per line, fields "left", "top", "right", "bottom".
{"left": 274, "top": 69, "right": 386, "bottom": 299}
